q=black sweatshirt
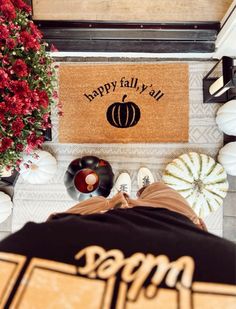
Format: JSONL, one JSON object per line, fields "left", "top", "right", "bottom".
{"left": 0, "top": 207, "right": 235, "bottom": 308}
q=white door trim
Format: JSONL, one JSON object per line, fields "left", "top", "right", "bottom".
{"left": 214, "top": 0, "right": 236, "bottom": 59}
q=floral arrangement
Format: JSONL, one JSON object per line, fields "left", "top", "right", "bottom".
{"left": 0, "top": 0, "right": 59, "bottom": 175}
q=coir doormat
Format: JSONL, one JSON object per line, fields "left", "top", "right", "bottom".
{"left": 59, "top": 63, "right": 189, "bottom": 143}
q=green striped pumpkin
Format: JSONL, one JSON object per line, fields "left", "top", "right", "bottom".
{"left": 162, "top": 152, "right": 229, "bottom": 218}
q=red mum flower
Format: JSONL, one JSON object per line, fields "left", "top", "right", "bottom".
{"left": 0, "top": 24, "right": 9, "bottom": 39}
{"left": 0, "top": 3, "right": 16, "bottom": 20}
{"left": 0, "top": 3, "right": 58, "bottom": 168}
{"left": 42, "top": 113, "right": 49, "bottom": 121}
{"left": 25, "top": 132, "right": 44, "bottom": 153}
{"left": 0, "top": 103, "right": 7, "bottom": 124}
{"left": 39, "top": 57, "right": 46, "bottom": 65}
{"left": 38, "top": 90, "right": 49, "bottom": 108}
{"left": 15, "top": 143, "right": 24, "bottom": 152}
{"left": 20, "top": 30, "right": 40, "bottom": 51}
{"left": 28, "top": 22, "right": 43, "bottom": 39}
{"left": 0, "top": 102, "right": 7, "bottom": 113}
{"left": 42, "top": 121, "right": 51, "bottom": 130}
{"left": 8, "top": 21, "right": 20, "bottom": 31}
{"left": 11, "top": 118, "right": 24, "bottom": 136}
{"left": 27, "top": 117, "right": 36, "bottom": 124}
{"left": 4, "top": 94, "right": 24, "bottom": 115}
{"left": 10, "top": 80, "right": 30, "bottom": 97}
{"left": 21, "top": 97, "right": 32, "bottom": 115}
{"left": 32, "top": 89, "right": 49, "bottom": 109}
{"left": 0, "top": 69, "right": 9, "bottom": 89}
{"left": 1, "top": 55, "right": 10, "bottom": 66}
{"left": 0, "top": 0, "right": 11, "bottom": 5}
{"left": 11, "top": 0, "right": 31, "bottom": 13}
{"left": 0, "top": 137, "right": 13, "bottom": 152}
{"left": 52, "top": 90, "right": 58, "bottom": 99}
{"left": 12, "top": 59, "right": 28, "bottom": 77}
{"left": 6, "top": 38, "right": 16, "bottom": 49}
{"left": 50, "top": 44, "right": 58, "bottom": 52}
{"left": 0, "top": 113, "right": 7, "bottom": 126}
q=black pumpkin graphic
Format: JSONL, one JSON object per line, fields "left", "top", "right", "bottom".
{"left": 106, "top": 95, "right": 141, "bottom": 128}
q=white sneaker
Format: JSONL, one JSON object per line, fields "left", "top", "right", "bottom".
{"left": 113, "top": 172, "right": 131, "bottom": 195}
{"left": 137, "top": 167, "right": 155, "bottom": 190}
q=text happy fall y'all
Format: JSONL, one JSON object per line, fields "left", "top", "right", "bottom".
{"left": 84, "top": 77, "right": 164, "bottom": 103}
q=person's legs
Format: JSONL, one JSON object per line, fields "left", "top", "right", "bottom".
{"left": 138, "top": 181, "right": 190, "bottom": 206}
{"left": 135, "top": 171, "right": 206, "bottom": 230}
{"left": 136, "top": 167, "right": 191, "bottom": 207}
{"left": 48, "top": 168, "right": 206, "bottom": 230}
{"left": 48, "top": 172, "right": 131, "bottom": 220}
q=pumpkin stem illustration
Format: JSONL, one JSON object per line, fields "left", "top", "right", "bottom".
{"left": 122, "top": 95, "right": 127, "bottom": 102}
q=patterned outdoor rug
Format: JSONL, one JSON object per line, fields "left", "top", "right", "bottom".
{"left": 59, "top": 63, "right": 189, "bottom": 143}
{"left": 12, "top": 61, "right": 223, "bottom": 236}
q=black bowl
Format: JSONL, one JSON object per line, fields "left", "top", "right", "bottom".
{"left": 64, "top": 156, "right": 114, "bottom": 201}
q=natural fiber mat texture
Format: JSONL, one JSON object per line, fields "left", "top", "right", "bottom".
{"left": 59, "top": 63, "right": 189, "bottom": 143}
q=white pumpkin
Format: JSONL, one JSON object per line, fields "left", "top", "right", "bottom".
{"left": 218, "top": 142, "right": 236, "bottom": 176}
{"left": 19, "top": 150, "right": 57, "bottom": 184}
{"left": 0, "top": 166, "right": 13, "bottom": 178}
{"left": 162, "top": 152, "right": 228, "bottom": 218}
{"left": 216, "top": 100, "right": 236, "bottom": 135}
{"left": 0, "top": 191, "right": 13, "bottom": 224}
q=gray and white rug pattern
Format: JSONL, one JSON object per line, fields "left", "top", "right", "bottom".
{"left": 12, "top": 61, "right": 223, "bottom": 236}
